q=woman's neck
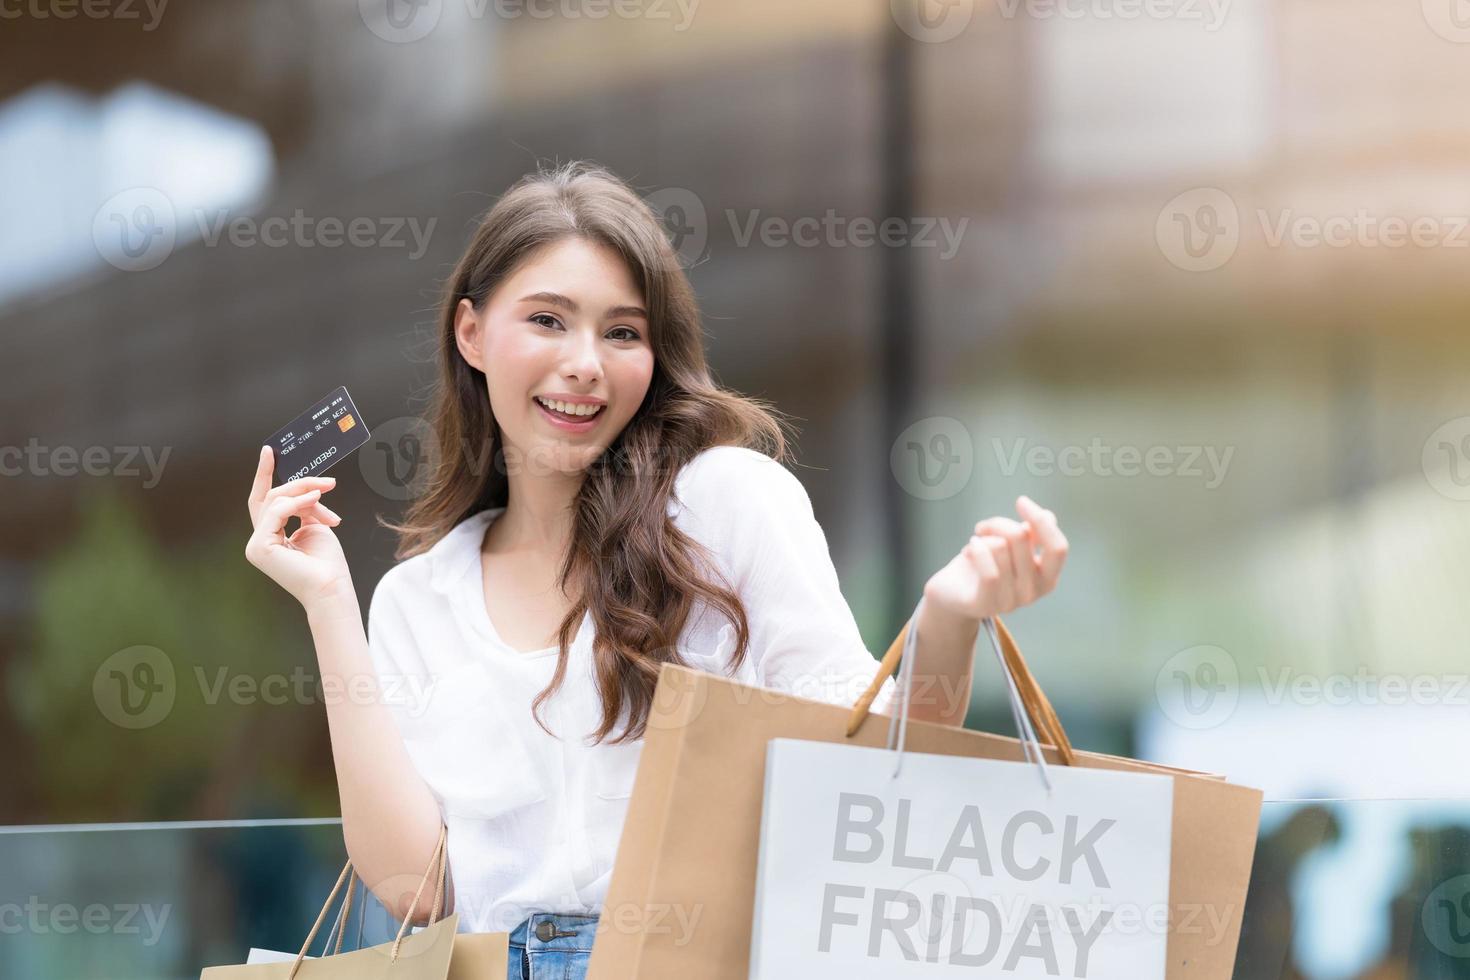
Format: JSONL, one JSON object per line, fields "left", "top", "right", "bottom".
{"left": 488, "top": 467, "right": 584, "bottom": 555}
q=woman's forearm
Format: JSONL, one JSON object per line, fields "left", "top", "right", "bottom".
{"left": 906, "top": 590, "right": 979, "bottom": 727}
{"left": 305, "top": 593, "right": 449, "bottom": 925}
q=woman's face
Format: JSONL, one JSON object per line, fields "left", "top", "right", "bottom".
{"left": 455, "top": 236, "right": 655, "bottom": 477}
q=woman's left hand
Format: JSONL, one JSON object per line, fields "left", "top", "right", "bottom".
{"left": 921, "top": 495, "right": 1069, "bottom": 623}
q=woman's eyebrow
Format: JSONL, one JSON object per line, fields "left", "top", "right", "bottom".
{"left": 518, "top": 291, "right": 648, "bottom": 320}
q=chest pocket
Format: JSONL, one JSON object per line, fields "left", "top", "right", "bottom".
{"left": 390, "top": 661, "right": 548, "bottom": 820}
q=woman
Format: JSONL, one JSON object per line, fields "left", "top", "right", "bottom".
{"left": 244, "top": 161, "right": 1067, "bottom": 979}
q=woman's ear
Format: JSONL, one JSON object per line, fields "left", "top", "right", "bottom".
{"left": 454, "top": 297, "right": 484, "bottom": 370}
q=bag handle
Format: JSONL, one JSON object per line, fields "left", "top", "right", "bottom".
{"left": 845, "top": 604, "right": 1077, "bottom": 767}
{"left": 286, "top": 825, "right": 450, "bottom": 979}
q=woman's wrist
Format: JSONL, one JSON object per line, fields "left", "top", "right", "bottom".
{"left": 918, "top": 577, "right": 983, "bottom": 642}
{"left": 304, "top": 578, "right": 362, "bottom": 626}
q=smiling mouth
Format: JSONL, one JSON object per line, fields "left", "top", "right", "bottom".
{"left": 533, "top": 395, "right": 605, "bottom": 424}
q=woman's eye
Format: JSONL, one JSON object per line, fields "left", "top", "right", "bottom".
{"left": 531, "top": 314, "right": 562, "bottom": 330}
{"left": 608, "top": 326, "right": 641, "bottom": 342}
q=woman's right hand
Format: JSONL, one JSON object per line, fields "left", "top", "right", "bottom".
{"left": 245, "top": 446, "right": 353, "bottom": 609}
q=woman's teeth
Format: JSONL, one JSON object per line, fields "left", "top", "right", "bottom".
{"left": 535, "top": 396, "right": 603, "bottom": 419}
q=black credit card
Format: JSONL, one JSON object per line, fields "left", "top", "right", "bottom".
{"left": 267, "top": 385, "right": 371, "bottom": 487}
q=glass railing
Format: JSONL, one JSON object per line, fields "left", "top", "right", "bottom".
{"left": 4, "top": 801, "right": 1470, "bottom": 978}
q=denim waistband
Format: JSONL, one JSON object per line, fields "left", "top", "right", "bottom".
{"left": 508, "top": 911, "right": 601, "bottom": 953}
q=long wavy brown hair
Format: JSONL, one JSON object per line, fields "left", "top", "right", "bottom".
{"left": 380, "top": 160, "right": 795, "bottom": 745}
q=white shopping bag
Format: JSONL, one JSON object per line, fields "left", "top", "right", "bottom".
{"left": 751, "top": 608, "right": 1175, "bottom": 980}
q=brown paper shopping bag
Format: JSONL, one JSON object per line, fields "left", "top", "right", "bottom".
{"left": 200, "top": 825, "right": 509, "bottom": 979}
{"left": 586, "top": 614, "right": 1263, "bottom": 980}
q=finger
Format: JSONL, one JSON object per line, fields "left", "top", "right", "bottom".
{"left": 257, "top": 488, "right": 323, "bottom": 540}
{"left": 296, "top": 499, "right": 342, "bottom": 528}
{"left": 268, "top": 475, "right": 337, "bottom": 499}
{"left": 311, "top": 501, "right": 342, "bottom": 525}
{"left": 974, "top": 516, "right": 1026, "bottom": 539}
{"left": 1001, "top": 522, "right": 1040, "bottom": 603}
{"left": 258, "top": 476, "right": 338, "bottom": 517}
{"left": 1020, "top": 498, "right": 1068, "bottom": 588}
{"left": 969, "top": 535, "right": 1015, "bottom": 612}
{"left": 964, "top": 535, "right": 1002, "bottom": 608}
{"left": 248, "top": 446, "right": 274, "bottom": 520}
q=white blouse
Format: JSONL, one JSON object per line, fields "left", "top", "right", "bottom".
{"left": 365, "top": 445, "right": 899, "bottom": 934}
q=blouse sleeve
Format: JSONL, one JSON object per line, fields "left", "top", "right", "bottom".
{"left": 671, "top": 446, "right": 899, "bottom": 715}
{"left": 365, "top": 564, "right": 435, "bottom": 734}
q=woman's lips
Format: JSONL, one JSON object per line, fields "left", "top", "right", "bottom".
{"left": 533, "top": 397, "right": 603, "bottom": 433}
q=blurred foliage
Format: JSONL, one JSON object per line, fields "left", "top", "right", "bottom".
{"left": 6, "top": 486, "right": 337, "bottom": 821}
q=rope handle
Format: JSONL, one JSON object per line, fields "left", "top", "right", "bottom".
{"left": 845, "top": 611, "right": 1077, "bottom": 767}
{"left": 286, "top": 825, "right": 450, "bottom": 978}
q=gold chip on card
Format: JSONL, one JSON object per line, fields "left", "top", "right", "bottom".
{"left": 337, "top": 414, "right": 356, "bottom": 433}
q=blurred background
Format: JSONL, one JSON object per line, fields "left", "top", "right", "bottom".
{"left": 4, "top": 0, "right": 1470, "bottom": 976}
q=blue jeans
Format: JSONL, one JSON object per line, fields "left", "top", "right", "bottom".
{"left": 506, "top": 911, "right": 599, "bottom": 980}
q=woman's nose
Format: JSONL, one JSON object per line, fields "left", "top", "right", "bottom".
{"left": 561, "top": 327, "right": 602, "bottom": 382}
